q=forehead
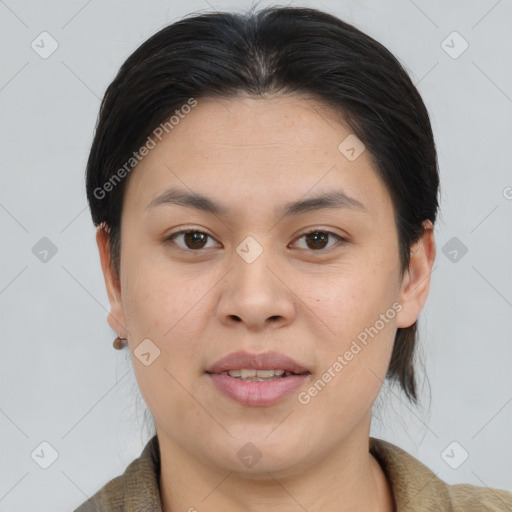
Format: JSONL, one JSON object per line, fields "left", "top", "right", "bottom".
{"left": 175, "top": 94, "right": 350, "bottom": 150}
{"left": 124, "top": 94, "right": 393, "bottom": 221}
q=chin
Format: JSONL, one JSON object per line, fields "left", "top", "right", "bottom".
{"left": 204, "top": 433, "right": 313, "bottom": 478}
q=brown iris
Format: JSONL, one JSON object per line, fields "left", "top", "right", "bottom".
{"left": 183, "top": 231, "right": 208, "bottom": 249}
{"left": 304, "top": 231, "right": 329, "bottom": 250}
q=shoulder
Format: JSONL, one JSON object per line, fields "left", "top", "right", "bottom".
{"left": 73, "top": 435, "right": 162, "bottom": 512}
{"left": 447, "top": 483, "right": 512, "bottom": 511}
{"left": 73, "top": 475, "right": 125, "bottom": 512}
{"left": 370, "top": 437, "right": 512, "bottom": 511}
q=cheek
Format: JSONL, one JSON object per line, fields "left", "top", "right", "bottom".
{"left": 297, "top": 250, "right": 399, "bottom": 340}
{"left": 121, "top": 246, "right": 206, "bottom": 337}
{"left": 121, "top": 255, "right": 211, "bottom": 432}
{"left": 293, "top": 249, "right": 399, "bottom": 402}
{"left": 120, "top": 246, "right": 229, "bottom": 387}
{"left": 298, "top": 293, "right": 397, "bottom": 429}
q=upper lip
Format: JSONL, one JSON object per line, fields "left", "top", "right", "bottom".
{"left": 206, "top": 350, "right": 309, "bottom": 374}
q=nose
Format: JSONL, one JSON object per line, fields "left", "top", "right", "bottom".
{"left": 216, "top": 243, "right": 296, "bottom": 332}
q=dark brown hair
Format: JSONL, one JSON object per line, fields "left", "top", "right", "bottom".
{"left": 86, "top": 6, "right": 439, "bottom": 402}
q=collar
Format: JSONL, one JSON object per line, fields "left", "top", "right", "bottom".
{"left": 124, "top": 435, "right": 451, "bottom": 511}
{"left": 368, "top": 437, "right": 451, "bottom": 510}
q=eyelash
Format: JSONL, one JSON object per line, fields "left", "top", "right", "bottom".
{"left": 165, "top": 228, "right": 347, "bottom": 253}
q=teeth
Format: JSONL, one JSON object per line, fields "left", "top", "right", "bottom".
{"left": 219, "top": 369, "right": 295, "bottom": 380}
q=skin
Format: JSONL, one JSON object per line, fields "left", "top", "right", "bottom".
{"left": 97, "top": 94, "right": 436, "bottom": 512}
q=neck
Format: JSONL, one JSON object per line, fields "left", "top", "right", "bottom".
{"left": 157, "top": 422, "right": 395, "bottom": 512}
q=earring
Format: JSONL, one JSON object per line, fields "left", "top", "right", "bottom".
{"left": 113, "top": 336, "right": 127, "bottom": 350}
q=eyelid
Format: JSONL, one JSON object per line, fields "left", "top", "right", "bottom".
{"left": 295, "top": 227, "right": 348, "bottom": 239}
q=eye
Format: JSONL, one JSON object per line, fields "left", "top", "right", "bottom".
{"left": 166, "top": 228, "right": 346, "bottom": 252}
{"left": 166, "top": 229, "right": 221, "bottom": 251}
{"left": 292, "top": 229, "right": 346, "bottom": 251}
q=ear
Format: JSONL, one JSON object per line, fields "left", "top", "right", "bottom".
{"left": 396, "top": 220, "right": 436, "bottom": 328}
{"left": 96, "top": 224, "right": 128, "bottom": 337}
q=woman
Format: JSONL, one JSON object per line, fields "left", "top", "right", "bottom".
{"left": 75, "top": 6, "right": 512, "bottom": 511}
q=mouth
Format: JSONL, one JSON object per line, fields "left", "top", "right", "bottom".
{"left": 214, "top": 368, "right": 309, "bottom": 381}
{"left": 205, "top": 351, "right": 311, "bottom": 406}
{"left": 206, "top": 349, "right": 309, "bottom": 375}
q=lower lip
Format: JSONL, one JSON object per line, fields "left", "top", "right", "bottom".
{"left": 207, "top": 373, "right": 309, "bottom": 407}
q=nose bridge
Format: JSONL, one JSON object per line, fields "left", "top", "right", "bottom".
{"left": 235, "top": 234, "right": 267, "bottom": 266}
{"left": 217, "top": 233, "right": 295, "bottom": 328}
{"left": 231, "top": 234, "right": 276, "bottom": 293}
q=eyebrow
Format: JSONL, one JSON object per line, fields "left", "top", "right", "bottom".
{"left": 145, "top": 186, "right": 366, "bottom": 217}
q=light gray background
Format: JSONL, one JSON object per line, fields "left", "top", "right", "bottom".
{"left": 1, "top": 0, "right": 511, "bottom": 510}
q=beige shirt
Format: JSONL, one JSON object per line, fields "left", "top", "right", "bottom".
{"left": 74, "top": 435, "right": 512, "bottom": 511}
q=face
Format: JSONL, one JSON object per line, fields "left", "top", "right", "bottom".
{"left": 98, "top": 94, "right": 434, "bottom": 477}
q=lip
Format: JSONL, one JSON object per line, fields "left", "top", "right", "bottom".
{"left": 206, "top": 350, "right": 309, "bottom": 374}
{"left": 206, "top": 350, "right": 310, "bottom": 407}
{"left": 208, "top": 373, "right": 309, "bottom": 407}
